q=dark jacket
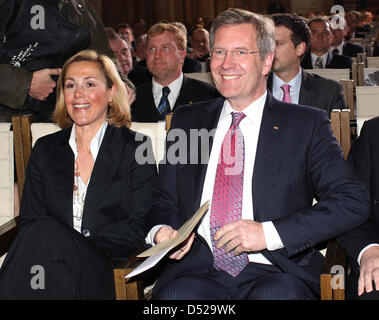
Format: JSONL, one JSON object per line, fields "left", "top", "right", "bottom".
{"left": 0, "top": 0, "right": 115, "bottom": 122}
{"left": 19, "top": 125, "right": 158, "bottom": 260}
{"left": 267, "top": 69, "right": 347, "bottom": 114}
{"left": 147, "top": 93, "right": 370, "bottom": 295}
{"left": 131, "top": 75, "right": 219, "bottom": 122}
{"left": 301, "top": 51, "right": 353, "bottom": 70}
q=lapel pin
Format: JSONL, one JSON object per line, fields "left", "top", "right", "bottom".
{"left": 189, "top": 101, "right": 193, "bottom": 104}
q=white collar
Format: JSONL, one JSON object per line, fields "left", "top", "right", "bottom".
{"left": 311, "top": 52, "right": 328, "bottom": 68}
{"left": 152, "top": 73, "right": 184, "bottom": 108}
{"left": 219, "top": 91, "right": 267, "bottom": 127}
{"left": 69, "top": 121, "right": 108, "bottom": 161}
{"left": 272, "top": 68, "right": 302, "bottom": 93}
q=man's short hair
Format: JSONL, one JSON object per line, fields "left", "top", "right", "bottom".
{"left": 271, "top": 14, "right": 311, "bottom": 48}
{"left": 307, "top": 16, "right": 332, "bottom": 30}
{"left": 147, "top": 23, "right": 187, "bottom": 51}
{"left": 209, "top": 8, "right": 275, "bottom": 59}
{"left": 116, "top": 23, "right": 132, "bottom": 33}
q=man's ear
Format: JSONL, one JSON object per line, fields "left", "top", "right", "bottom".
{"left": 262, "top": 52, "right": 274, "bottom": 76}
{"left": 180, "top": 49, "right": 187, "bottom": 65}
{"left": 296, "top": 42, "right": 306, "bottom": 57}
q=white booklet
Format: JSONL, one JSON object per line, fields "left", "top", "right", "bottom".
{"left": 125, "top": 201, "right": 210, "bottom": 279}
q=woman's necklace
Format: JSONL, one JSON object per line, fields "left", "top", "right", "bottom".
{"left": 73, "top": 160, "right": 86, "bottom": 221}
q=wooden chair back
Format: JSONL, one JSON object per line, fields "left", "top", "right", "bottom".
{"left": 367, "top": 56, "right": 379, "bottom": 68}
{"left": 0, "top": 123, "right": 15, "bottom": 266}
{"left": 356, "top": 86, "right": 379, "bottom": 135}
{"left": 330, "top": 109, "right": 351, "bottom": 159}
{"left": 303, "top": 68, "right": 350, "bottom": 82}
{"left": 0, "top": 123, "right": 14, "bottom": 225}
{"left": 319, "top": 110, "right": 350, "bottom": 300}
{"left": 340, "top": 79, "right": 355, "bottom": 121}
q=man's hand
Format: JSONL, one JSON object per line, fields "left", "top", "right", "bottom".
{"left": 29, "top": 68, "right": 61, "bottom": 101}
{"left": 214, "top": 220, "right": 267, "bottom": 255}
{"left": 154, "top": 226, "right": 195, "bottom": 260}
{"left": 188, "top": 47, "right": 208, "bottom": 60}
{"left": 358, "top": 246, "right": 379, "bottom": 296}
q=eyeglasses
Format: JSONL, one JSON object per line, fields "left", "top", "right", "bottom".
{"left": 210, "top": 48, "right": 260, "bottom": 59}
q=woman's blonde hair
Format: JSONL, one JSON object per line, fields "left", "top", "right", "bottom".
{"left": 53, "top": 50, "right": 131, "bottom": 128}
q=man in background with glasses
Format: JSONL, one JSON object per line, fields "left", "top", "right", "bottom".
{"left": 146, "top": 8, "right": 369, "bottom": 300}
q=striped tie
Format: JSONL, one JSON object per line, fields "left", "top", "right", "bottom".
{"left": 314, "top": 56, "right": 323, "bottom": 69}
{"left": 210, "top": 112, "right": 249, "bottom": 277}
{"left": 157, "top": 86, "right": 170, "bottom": 120}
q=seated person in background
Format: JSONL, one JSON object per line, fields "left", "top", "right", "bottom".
{"left": 338, "top": 117, "right": 379, "bottom": 300}
{"left": 107, "top": 28, "right": 152, "bottom": 89}
{"left": 0, "top": 50, "right": 157, "bottom": 299}
{"left": 171, "top": 22, "right": 202, "bottom": 73}
{"left": 188, "top": 27, "right": 211, "bottom": 63}
{"left": 301, "top": 17, "right": 353, "bottom": 70}
{"left": 132, "top": 23, "right": 219, "bottom": 122}
{"left": 137, "top": 23, "right": 202, "bottom": 74}
{"left": 146, "top": 8, "right": 370, "bottom": 300}
{"left": 329, "top": 15, "right": 365, "bottom": 58}
{"left": 373, "top": 32, "right": 379, "bottom": 57}
{"left": 116, "top": 23, "right": 135, "bottom": 47}
{"left": 106, "top": 29, "right": 138, "bottom": 103}
{"left": 268, "top": 14, "right": 347, "bottom": 114}
{"left": 364, "top": 71, "right": 379, "bottom": 86}
{"left": 134, "top": 34, "right": 148, "bottom": 65}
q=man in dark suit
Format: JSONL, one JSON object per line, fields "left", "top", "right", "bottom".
{"left": 268, "top": 14, "right": 346, "bottom": 114}
{"left": 338, "top": 117, "right": 379, "bottom": 300}
{"left": 145, "top": 8, "right": 370, "bottom": 300}
{"left": 301, "top": 17, "right": 353, "bottom": 70}
{"left": 132, "top": 23, "right": 219, "bottom": 122}
{"left": 329, "top": 15, "right": 365, "bottom": 58}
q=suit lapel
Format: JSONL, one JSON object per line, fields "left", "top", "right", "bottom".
{"left": 50, "top": 129, "right": 75, "bottom": 227}
{"left": 252, "top": 93, "right": 284, "bottom": 222}
{"left": 267, "top": 72, "right": 273, "bottom": 93}
{"left": 82, "top": 126, "right": 125, "bottom": 224}
{"left": 298, "top": 70, "right": 313, "bottom": 106}
{"left": 173, "top": 76, "right": 190, "bottom": 110}
{"left": 301, "top": 52, "right": 313, "bottom": 69}
{"left": 326, "top": 52, "right": 333, "bottom": 68}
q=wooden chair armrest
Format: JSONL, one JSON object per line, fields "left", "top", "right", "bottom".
{"left": 0, "top": 218, "right": 18, "bottom": 257}
{"left": 320, "top": 240, "right": 346, "bottom": 300}
{"left": 113, "top": 246, "right": 146, "bottom": 300}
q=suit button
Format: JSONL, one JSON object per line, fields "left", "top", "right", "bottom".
{"left": 82, "top": 229, "right": 90, "bottom": 237}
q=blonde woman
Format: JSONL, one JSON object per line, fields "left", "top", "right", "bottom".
{"left": 0, "top": 50, "right": 157, "bottom": 299}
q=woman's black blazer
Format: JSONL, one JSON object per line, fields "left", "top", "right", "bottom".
{"left": 18, "top": 124, "right": 157, "bottom": 260}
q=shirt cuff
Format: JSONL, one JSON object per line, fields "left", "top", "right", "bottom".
{"left": 145, "top": 224, "right": 167, "bottom": 246}
{"left": 262, "top": 221, "right": 284, "bottom": 251}
{"left": 357, "top": 243, "right": 379, "bottom": 265}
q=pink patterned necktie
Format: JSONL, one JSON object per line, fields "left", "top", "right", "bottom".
{"left": 281, "top": 84, "right": 291, "bottom": 103}
{"left": 210, "top": 112, "right": 249, "bottom": 277}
